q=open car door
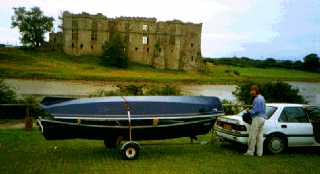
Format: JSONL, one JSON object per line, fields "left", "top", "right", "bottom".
{"left": 305, "top": 106, "right": 320, "bottom": 144}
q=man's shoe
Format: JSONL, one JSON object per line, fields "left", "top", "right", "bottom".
{"left": 243, "top": 152, "right": 254, "bottom": 156}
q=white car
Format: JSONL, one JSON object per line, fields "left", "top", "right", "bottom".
{"left": 214, "top": 103, "right": 320, "bottom": 154}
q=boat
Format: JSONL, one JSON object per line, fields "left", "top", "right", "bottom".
{"left": 37, "top": 96, "right": 223, "bottom": 159}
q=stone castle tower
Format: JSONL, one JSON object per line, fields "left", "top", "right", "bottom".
{"left": 50, "top": 11, "right": 203, "bottom": 70}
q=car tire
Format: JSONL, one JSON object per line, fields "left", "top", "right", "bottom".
{"left": 265, "top": 134, "right": 287, "bottom": 154}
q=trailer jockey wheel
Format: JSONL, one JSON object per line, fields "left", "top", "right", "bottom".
{"left": 120, "top": 141, "right": 140, "bottom": 160}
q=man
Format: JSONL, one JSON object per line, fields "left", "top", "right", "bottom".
{"left": 244, "top": 85, "right": 266, "bottom": 157}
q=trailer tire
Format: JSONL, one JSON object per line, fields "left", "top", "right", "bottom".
{"left": 120, "top": 141, "right": 140, "bottom": 160}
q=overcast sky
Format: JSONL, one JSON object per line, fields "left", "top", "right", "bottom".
{"left": 0, "top": 0, "right": 319, "bottom": 60}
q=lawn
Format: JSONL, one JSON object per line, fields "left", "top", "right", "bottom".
{"left": 1, "top": 126, "right": 320, "bottom": 174}
{"left": 0, "top": 48, "right": 320, "bottom": 84}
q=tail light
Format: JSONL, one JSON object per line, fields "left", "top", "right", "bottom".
{"left": 232, "top": 125, "right": 247, "bottom": 131}
{"left": 216, "top": 120, "right": 247, "bottom": 132}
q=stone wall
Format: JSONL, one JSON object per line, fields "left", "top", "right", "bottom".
{"left": 48, "top": 32, "right": 63, "bottom": 50}
{"left": 51, "top": 11, "right": 202, "bottom": 70}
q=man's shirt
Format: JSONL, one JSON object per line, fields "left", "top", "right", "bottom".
{"left": 249, "top": 94, "right": 266, "bottom": 119}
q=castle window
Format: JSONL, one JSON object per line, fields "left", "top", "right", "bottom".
{"left": 159, "top": 48, "right": 162, "bottom": 52}
{"left": 125, "top": 23, "right": 130, "bottom": 30}
{"left": 72, "top": 43, "right": 75, "bottom": 48}
{"left": 91, "top": 20, "right": 98, "bottom": 41}
{"left": 135, "top": 47, "right": 138, "bottom": 51}
{"left": 169, "top": 35, "right": 175, "bottom": 45}
{"left": 72, "top": 20, "right": 79, "bottom": 41}
{"left": 191, "top": 56, "right": 194, "bottom": 61}
{"left": 91, "top": 45, "right": 94, "bottom": 49}
{"left": 191, "top": 43, "right": 194, "bottom": 48}
{"left": 142, "top": 24, "right": 148, "bottom": 31}
{"left": 142, "top": 36, "right": 148, "bottom": 45}
{"left": 80, "top": 44, "right": 84, "bottom": 49}
{"left": 147, "top": 48, "right": 149, "bottom": 53}
{"left": 91, "top": 31, "right": 97, "bottom": 41}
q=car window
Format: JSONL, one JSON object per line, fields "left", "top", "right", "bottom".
{"left": 279, "top": 107, "right": 308, "bottom": 123}
{"left": 239, "top": 106, "right": 276, "bottom": 119}
{"left": 305, "top": 106, "right": 320, "bottom": 120}
{"left": 266, "top": 106, "right": 277, "bottom": 119}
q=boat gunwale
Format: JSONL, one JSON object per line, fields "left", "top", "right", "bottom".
{"left": 38, "top": 117, "right": 217, "bottom": 129}
{"left": 50, "top": 113, "right": 224, "bottom": 121}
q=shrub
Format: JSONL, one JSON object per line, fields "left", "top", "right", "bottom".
{"left": 222, "top": 100, "right": 244, "bottom": 115}
{"left": 117, "top": 84, "right": 144, "bottom": 95}
{"left": 101, "top": 32, "right": 128, "bottom": 68}
{"left": 233, "top": 81, "right": 306, "bottom": 105}
{"left": 233, "top": 70, "right": 240, "bottom": 76}
{"left": 89, "top": 85, "right": 144, "bottom": 97}
{"left": 145, "top": 85, "right": 182, "bottom": 96}
{"left": 0, "top": 79, "right": 17, "bottom": 104}
{"left": 89, "top": 89, "right": 122, "bottom": 97}
{"left": 89, "top": 84, "right": 182, "bottom": 97}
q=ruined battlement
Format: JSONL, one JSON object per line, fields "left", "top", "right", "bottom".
{"left": 49, "top": 11, "right": 203, "bottom": 70}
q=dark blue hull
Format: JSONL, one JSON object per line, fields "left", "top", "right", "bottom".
{"left": 38, "top": 96, "right": 223, "bottom": 141}
{"left": 38, "top": 117, "right": 215, "bottom": 140}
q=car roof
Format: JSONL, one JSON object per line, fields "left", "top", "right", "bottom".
{"left": 266, "top": 103, "right": 305, "bottom": 107}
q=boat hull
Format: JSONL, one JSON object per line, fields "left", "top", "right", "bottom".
{"left": 38, "top": 96, "right": 223, "bottom": 141}
{"left": 38, "top": 117, "right": 215, "bottom": 141}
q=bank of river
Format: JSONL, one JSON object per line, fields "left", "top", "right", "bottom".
{"left": 3, "top": 79, "right": 320, "bottom": 105}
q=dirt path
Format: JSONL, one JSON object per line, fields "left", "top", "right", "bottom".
{"left": 0, "top": 120, "right": 26, "bottom": 129}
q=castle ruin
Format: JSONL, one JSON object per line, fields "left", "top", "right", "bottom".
{"left": 49, "top": 11, "right": 203, "bottom": 70}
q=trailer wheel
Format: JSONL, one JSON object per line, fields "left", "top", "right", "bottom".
{"left": 120, "top": 141, "right": 140, "bottom": 160}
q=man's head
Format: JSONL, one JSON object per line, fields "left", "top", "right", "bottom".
{"left": 250, "top": 85, "right": 260, "bottom": 97}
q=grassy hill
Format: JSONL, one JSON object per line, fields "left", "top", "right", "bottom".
{"left": 0, "top": 48, "right": 319, "bottom": 84}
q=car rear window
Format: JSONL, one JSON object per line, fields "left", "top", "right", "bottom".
{"left": 266, "top": 106, "right": 277, "bottom": 119}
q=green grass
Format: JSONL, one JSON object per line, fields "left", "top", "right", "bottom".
{"left": 0, "top": 48, "right": 320, "bottom": 84}
{"left": 1, "top": 127, "right": 320, "bottom": 174}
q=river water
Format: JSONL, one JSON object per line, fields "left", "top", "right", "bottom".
{"left": 4, "top": 79, "right": 320, "bottom": 105}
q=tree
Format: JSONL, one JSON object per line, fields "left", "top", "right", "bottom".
{"left": 101, "top": 33, "right": 128, "bottom": 68}
{"left": 0, "top": 79, "right": 17, "bottom": 104}
{"left": 303, "top": 53, "right": 320, "bottom": 72}
{"left": 265, "top": 58, "right": 276, "bottom": 63}
{"left": 11, "top": 7, "right": 54, "bottom": 48}
{"left": 233, "top": 81, "right": 305, "bottom": 105}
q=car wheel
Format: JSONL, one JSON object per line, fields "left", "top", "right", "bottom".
{"left": 120, "top": 141, "right": 140, "bottom": 160}
{"left": 265, "top": 134, "right": 287, "bottom": 154}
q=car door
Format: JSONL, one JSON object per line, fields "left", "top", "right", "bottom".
{"left": 305, "top": 106, "right": 320, "bottom": 145}
{"left": 277, "top": 106, "right": 314, "bottom": 146}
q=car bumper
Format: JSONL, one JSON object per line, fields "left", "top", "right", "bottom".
{"left": 215, "top": 127, "right": 248, "bottom": 144}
